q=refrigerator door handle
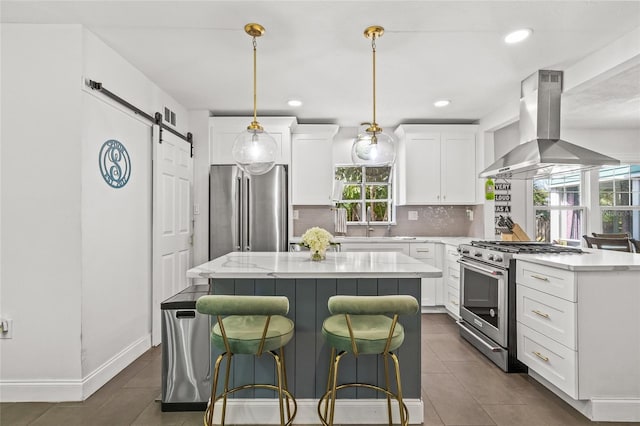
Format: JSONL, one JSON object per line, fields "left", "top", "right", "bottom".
{"left": 245, "top": 175, "right": 251, "bottom": 251}
{"left": 235, "top": 176, "right": 242, "bottom": 251}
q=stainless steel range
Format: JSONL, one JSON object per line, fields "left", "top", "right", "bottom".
{"left": 457, "top": 241, "right": 582, "bottom": 372}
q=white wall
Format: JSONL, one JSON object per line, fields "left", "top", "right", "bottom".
{"left": 562, "top": 128, "right": 640, "bottom": 164}
{"left": 1, "top": 24, "right": 84, "bottom": 400}
{"left": 1, "top": 24, "right": 192, "bottom": 402}
{"left": 188, "top": 110, "right": 211, "bottom": 275}
{"left": 493, "top": 122, "right": 528, "bottom": 233}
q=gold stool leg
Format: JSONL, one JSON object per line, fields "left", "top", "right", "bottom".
{"left": 220, "top": 352, "right": 233, "bottom": 426}
{"left": 328, "top": 351, "right": 344, "bottom": 426}
{"left": 322, "top": 347, "right": 337, "bottom": 422}
{"left": 206, "top": 354, "right": 224, "bottom": 426}
{"left": 383, "top": 352, "right": 393, "bottom": 426}
{"left": 272, "top": 351, "right": 286, "bottom": 426}
{"left": 279, "top": 347, "right": 292, "bottom": 422}
{"left": 391, "top": 352, "right": 407, "bottom": 426}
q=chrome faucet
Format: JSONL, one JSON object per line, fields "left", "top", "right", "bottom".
{"left": 366, "top": 205, "right": 374, "bottom": 237}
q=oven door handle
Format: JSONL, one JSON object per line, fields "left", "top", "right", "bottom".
{"left": 457, "top": 259, "right": 504, "bottom": 276}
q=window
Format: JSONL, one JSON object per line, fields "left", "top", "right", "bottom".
{"left": 533, "top": 172, "right": 584, "bottom": 244}
{"left": 334, "top": 165, "right": 393, "bottom": 223}
{"left": 599, "top": 165, "right": 640, "bottom": 239}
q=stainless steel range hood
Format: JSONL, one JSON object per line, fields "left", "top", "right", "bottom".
{"left": 479, "top": 70, "right": 620, "bottom": 179}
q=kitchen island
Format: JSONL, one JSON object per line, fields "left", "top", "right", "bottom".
{"left": 187, "top": 251, "right": 442, "bottom": 425}
{"left": 513, "top": 249, "right": 640, "bottom": 422}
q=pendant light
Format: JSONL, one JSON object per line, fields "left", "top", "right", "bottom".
{"left": 232, "top": 23, "right": 277, "bottom": 175}
{"left": 351, "top": 25, "right": 396, "bottom": 166}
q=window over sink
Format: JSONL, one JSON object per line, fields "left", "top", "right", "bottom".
{"left": 334, "top": 165, "right": 394, "bottom": 224}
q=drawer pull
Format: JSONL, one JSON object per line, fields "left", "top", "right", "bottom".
{"left": 531, "top": 274, "right": 550, "bottom": 282}
{"left": 531, "top": 309, "right": 550, "bottom": 319}
{"left": 416, "top": 249, "right": 430, "bottom": 253}
{"left": 533, "top": 351, "right": 549, "bottom": 362}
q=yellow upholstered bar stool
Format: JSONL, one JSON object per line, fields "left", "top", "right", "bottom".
{"left": 318, "top": 295, "right": 420, "bottom": 426}
{"left": 196, "top": 295, "right": 297, "bottom": 426}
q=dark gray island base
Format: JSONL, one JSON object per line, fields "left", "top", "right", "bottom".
{"left": 184, "top": 251, "right": 440, "bottom": 424}
{"left": 209, "top": 277, "right": 421, "bottom": 401}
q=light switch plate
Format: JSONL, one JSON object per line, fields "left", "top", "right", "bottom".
{"left": 408, "top": 211, "right": 418, "bottom": 221}
{"left": 0, "top": 319, "right": 13, "bottom": 339}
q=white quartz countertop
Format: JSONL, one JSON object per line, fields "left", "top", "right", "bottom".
{"left": 187, "top": 251, "right": 443, "bottom": 279}
{"left": 514, "top": 248, "right": 640, "bottom": 271}
{"left": 289, "top": 236, "right": 473, "bottom": 246}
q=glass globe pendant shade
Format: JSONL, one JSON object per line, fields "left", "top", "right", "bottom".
{"left": 232, "top": 127, "right": 277, "bottom": 175}
{"left": 351, "top": 126, "right": 396, "bottom": 166}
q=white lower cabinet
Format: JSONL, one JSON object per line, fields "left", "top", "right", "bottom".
{"left": 339, "top": 242, "right": 410, "bottom": 255}
{"left": 338, "top": 240, "right": 447, "bottom": 308}
{"left": 516, "top": 260, "right": 640, "bottom": 420}
{"left": 410, "top": 242, "right": 443, "bottom": 307}
{"left": 443, "top": 244, "right": 461, "bottom": 318}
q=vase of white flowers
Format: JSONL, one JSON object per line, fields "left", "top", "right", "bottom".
{"left": 300, "top": 226, "right": 334, "bottom": 261}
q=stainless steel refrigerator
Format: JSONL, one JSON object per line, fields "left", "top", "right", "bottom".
{"left": 209, "top": 164, "right": 288, "bottom": 260}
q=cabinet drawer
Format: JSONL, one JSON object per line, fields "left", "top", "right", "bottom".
{"left": 445, "top": 263, "right": 460, "bottom": 290}
{"left": 444, "top": 245, "right": 460, "bottom": 263}
{"left": 517, "top": 285, "right": 576, "bottom": 350}
{"left": 410, "top": 243, "right": 436, "bottom": 260}
{"left": 517, "top": 261, "right": 576, "bottom": 302}
{"left": 517, "top": 323, "right": 577, "bottom": 398}
{"left": 445, "top": 285, "right": 460, "bottom": 318}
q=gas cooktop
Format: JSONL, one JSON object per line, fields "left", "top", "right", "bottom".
{"left": 470, "top": 240, "right": 583, "bottom": 254}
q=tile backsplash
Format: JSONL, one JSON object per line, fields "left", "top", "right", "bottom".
{"left": 293, "top": 205, "right": 484, "bottom": 237}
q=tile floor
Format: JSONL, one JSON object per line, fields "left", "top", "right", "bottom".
{"left": 1, "top": 314, "right": 637, "bottom": 425}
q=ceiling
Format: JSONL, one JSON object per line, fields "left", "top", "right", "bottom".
{"left": 2, "top": 1, "right": 640, "bottom": 129}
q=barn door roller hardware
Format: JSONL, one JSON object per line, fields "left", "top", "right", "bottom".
{"left": 86, "top": 80, "right": 193, "bottom": 157}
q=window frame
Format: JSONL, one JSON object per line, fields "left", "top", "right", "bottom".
{"left": 334, "top": 164, "right": 395, "bottom": 225}
{"left": 531, "top": 172, "right": 587, "bottom": 244}
{"left": 597, "top": 165, "right": 640, "bottom": 239}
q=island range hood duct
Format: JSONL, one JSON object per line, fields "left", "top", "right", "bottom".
{"left": 479, "top": 70, "right": 619, "bottom": 179}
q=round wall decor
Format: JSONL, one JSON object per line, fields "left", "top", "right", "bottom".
{"left": 99, "top": 139, "right": 131, "bottom": 188}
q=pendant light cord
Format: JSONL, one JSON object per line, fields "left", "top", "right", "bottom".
{"left": 371, "top": 34, "right": 377, "bottom": 128}
{"left": 252, "top": 36, "right": 258, "bottom": 126}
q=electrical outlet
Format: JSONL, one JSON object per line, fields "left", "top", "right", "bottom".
{"left": 293, "top": 210, "right": 299, "bottom": 220}
{"left": 0, "top": 319, "right": 13, "bottom": 339}
{"left": 193, "top": 203, "right": 200, "bottom": 215}
{"left": 408, "top": 211, "right": 418, "bottom": 221}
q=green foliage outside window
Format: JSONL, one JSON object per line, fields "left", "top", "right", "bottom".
{"left": 335, "top": 166, "right": 393, "bottom": 223}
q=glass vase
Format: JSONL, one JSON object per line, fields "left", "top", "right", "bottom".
{"left": 311, "top": 250, "right": 326, "bottom": 261}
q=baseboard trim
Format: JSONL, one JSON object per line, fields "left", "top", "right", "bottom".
{"left": 0, "top": 379, "right": 83, "bottom": 402}
{"left": 529, "top": 370, "right": 640, "bottom": 422}
{"left": 205, "top": 398, "right": 424, "bottom": 424}
{"left": 82, "top": 334, "right": 151, "bottom": 399}
{"left": 0, "top": 335, "right": 150, "bottom": 402}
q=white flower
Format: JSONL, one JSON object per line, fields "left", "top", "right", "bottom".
{"left": 300, "top": 227, "right": 334, "bottom": 254}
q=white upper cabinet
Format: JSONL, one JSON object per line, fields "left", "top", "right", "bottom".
{"left": 209, "top": 116, "right": 297, "bottom": 165}
{"left": 395, "top": 124, "right": 478, "bottom": 205}
{"left": 291, "top": 124, "right": 339, "bottom": 205}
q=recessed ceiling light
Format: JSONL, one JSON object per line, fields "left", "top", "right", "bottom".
{"left": 504, "top": 28, "right": 532, "bottom": 44}
{"left": 287, "top": 99, "right": 303, "bottom": 107}
{"left": 434, "top": 100, "right": 450, "bottom": 108}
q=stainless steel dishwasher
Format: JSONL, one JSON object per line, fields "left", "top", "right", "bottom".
{"left": 161, "top": 285, "right": 211, "bottom": 411}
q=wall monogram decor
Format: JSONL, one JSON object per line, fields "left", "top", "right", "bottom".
{"left": 99, "top": 139, "right": 131, "bottom": 188}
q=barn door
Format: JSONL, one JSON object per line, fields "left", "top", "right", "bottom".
{"left": 152, "top": 126, "right": 193, "bottom": 345}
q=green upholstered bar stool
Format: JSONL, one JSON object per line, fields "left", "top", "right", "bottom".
{"left": 318, "top": 295, "right": 420, "bottom": 426}
{"left": 196, "top": 295, "right": 297, "bottom": 426}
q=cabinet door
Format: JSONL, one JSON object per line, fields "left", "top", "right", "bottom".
{"left": 209, "top": 117, "right": 295, "bottom": 165}
{"left": 441, "top": 133, "right": 476, "bottom": 203}
{"left": 291, "top": 125, "right": 338, "bottom": 205}
{"left": 405, "top": 134, "right": 441, "bottom": 204}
